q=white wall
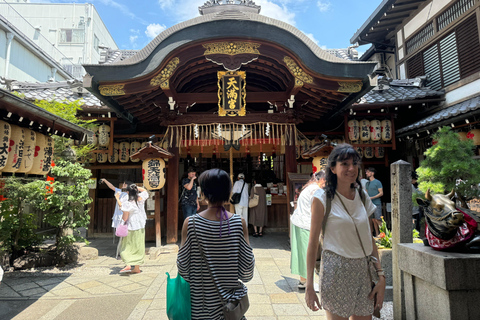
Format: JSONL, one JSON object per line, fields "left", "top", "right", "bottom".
{"left": 0, "top": 29, "right": 68, "bottom": 82}
{"left": 404, "top": 0, "right": 452, "bottom": 38}
{"left": 445, "top": 79, "right": 480, "bottom": 106}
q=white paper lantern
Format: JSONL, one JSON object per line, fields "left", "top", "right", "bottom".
{"left": 88, "top": 152, "right": 97, "bottom": 163}
{"left": 359, "top": 119, "right": 371, "bottom": 142}
{"left": 348, "top": 120, "right": 360, "bottom": 141}
{"left": 130, "top": 141, "right": 141, "bottom": 163}
{"left": 3, "top": 125, "right": 26, "bottom": 173}
{"left": 97, "top": 147, "right": 108, "bottom": 163}
{"left": 364, "top": 146, "right": 374, "bottom": 158}
{"left": 142, "top": 158, "right": 166, "bottom": 190}
{"left": 370, "top": 120, "right": 382, "bottom": 141}
{"left": 375, "top": 146, "right": 385, "bottom": 158}
{"left": 312, "top": 156, "right": 328, "bottom": 173}
{"left": 381, "top": 120, "right": 392, "bottom": 141}
{"left": 355, "top": 146, "right": 363, "bottom": 158}
{"left": 0, "top": 120, "right": 11, "bottom": 171}
{"left": 119, "top": 142, "right": 130, "bottom": 163}
{"left": 108, "top": 142, "right": 119, "bottom": 163}
{"left": 29, "top": 135, "right": 54, "bottom": 175}
{"left": 98, "top": 124, "right": 110, "bottom": 147}
{"left": 16, "top": 129, "right": 36, "bottom": 173}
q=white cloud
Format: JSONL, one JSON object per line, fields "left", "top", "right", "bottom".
{"left": 130, "top": 29, "right": 140, "bottom": 34}
{"left": 302, "top": 31, "right": 319, "bottom": 45}
{"left": 145, "top": 23, "right": 167, "bottom": 39}
{"left": 256, "top": 0, "right": 296, "bottom": 26}
{"left": 96, "top": 0, "right": 148, "bottom": 25}
{"left": 317, "top": 1, "right": 331, "bottom": 13}
{"left": 129, "top": 35, "right": 138, "bottom": 46}
{"left": 157, "top": 0, "right": 175, "bottom": 10}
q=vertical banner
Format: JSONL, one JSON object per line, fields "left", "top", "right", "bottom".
{"left": 218, "top": 71, "right": 246, "bottom": 116}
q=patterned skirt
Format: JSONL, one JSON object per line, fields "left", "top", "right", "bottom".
{"left": 319, "top": 250, "right": 374, "bottom": 318}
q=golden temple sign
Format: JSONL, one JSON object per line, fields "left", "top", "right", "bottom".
{"left": 218, "top": 71, "right": 246, "bottom": 117}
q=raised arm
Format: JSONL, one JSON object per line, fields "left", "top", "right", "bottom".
{"left": 100, "top": 178, "right": 116, "bottom": 191}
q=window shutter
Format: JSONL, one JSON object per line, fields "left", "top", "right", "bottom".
{"left": 406, "top": 53, "right": 424, "bottom": 79}
{"left": 439, "top": 32, "right": 460, "bottom": 87}
{"left": 456, "top": 14, "right": 480, "bottom": 79}
{"left": 423, "top": 45, "right": 442, "bottom": 90}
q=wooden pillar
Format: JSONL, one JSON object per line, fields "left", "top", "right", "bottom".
{"left": 87, "top": 169, "right": 99, "bottom": 237}
{"left": 285, "top": 140, "right": 297, "bottom": 217}
{"left": 166, "top": 136, "right": 179, "bottom": 244}
{"left": 155, "top": 190, "right": 161, "bottom": 247}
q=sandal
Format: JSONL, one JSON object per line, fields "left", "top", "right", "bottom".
{"left": 258, "top": 232, "right": 263, "bottom": 237}
{"left": 119, "top": 266, "right": 132, "bottom": 274}
{"left": 252, "top": 232, "right": 259, "bottom": 237}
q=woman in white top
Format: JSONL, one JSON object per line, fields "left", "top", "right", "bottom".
{"left": 118, "top": 183, "right": 149, "bottom": 274}
{"left": 290, "top": 170, "right": 325, "bottom": 289}
{"left": 305, "top": 144, "right": 386, "bottom": 319}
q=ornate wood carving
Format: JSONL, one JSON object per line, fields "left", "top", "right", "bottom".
{"left": 99, "top": 84, "right": 125, "bottom": 96}
{"left": 203, "top": 41, "right": 261, "bottom": 55}
{"left": 283, "top": 56, "right": 314, "bottom": 85}
{"left": 337, "top": 81, "right": 363, "bottom": 93}
{"left": 206, "top": 54, "right": 258, "bottom": 71}
{"left": 150, "top": 57, "right": 180, "bottom": 89}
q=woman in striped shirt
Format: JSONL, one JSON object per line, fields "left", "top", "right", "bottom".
{"left": 177, "top": 168, "right": 255, "bottom": 320}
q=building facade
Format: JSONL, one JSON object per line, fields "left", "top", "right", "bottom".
{"left": 0, "top": 1, "right": 118, "bottom": 79}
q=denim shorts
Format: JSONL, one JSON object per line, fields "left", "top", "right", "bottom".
{"left": 372, "top": 205, "right": 382, "bottom": 220}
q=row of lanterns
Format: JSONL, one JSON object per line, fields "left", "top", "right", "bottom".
{"left": 348, "top": 119, "right": 392, "bottom": 142}
{"left": 91, "top": 141, "right": 145, "bottom": 164}
{"left": 0, "top": 121, "right": 54, "bottom": 175}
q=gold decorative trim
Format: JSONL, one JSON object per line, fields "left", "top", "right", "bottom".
{"left": 99, "top": 84, "right": 125, "bottom": 96}
{"left": 150, "top": 57, "right": 180, "bottom": 89}
{"left": 338, "top": 81, "right": 363, "bottom": 93}
{"left": 283, "top": 56, "right": 313, "bottom": 84}
{"left": 294, "top": 79, "right": 304, "bottom": 88}
{"left": 218, "top": 71, "right": 246, "bottom": 117}
{"left": 203, "top": 42, "right": 260, "bottom": 56}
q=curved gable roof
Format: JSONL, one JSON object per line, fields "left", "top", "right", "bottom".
{"left": 84, "top": 9, "right": 376, "bottom": 81}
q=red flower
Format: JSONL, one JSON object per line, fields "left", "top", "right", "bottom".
{"left": 379, "top": 232, "right": 386, "bottom": 238}
{"left": 467, "top": 132, "right": 474, "bottom": 139}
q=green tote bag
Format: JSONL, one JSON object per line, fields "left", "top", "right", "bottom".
{"left": 166, "top": 272, "right": 192, "bottom": 320}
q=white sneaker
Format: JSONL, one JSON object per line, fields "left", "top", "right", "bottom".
{"left": 297, "top": 281, "right": 306, "bottom": 290}
{"left": 314, "top": 282, "right": 319, "bottom": 292}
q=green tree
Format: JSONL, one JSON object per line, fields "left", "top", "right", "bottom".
{"left": 38, "top": 160, "right": 93, "bottom": 248}
{"left": 416, "top": 126, "right": 480, "bottom": 206}
{"left": 0, "top": 178, "right": 44, "bottom": 257}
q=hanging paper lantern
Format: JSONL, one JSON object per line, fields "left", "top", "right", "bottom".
{"left": 375, "top": 146, "right": 385, "bottom": 158}
{"left": 364, "top": 146, "right": 374, "bottom": 158}
{"left": 3, "top": 125, "right": 26, "bottom": 173}
{"left": 348, "top": 119, "right": 360, "bottom": 141}
{"left": 360, "top": 119, "right": 371, "bottom": 142}
{"left": 29, "top": 135, "right": 54, "bottom": 175}
{"left": 16, "top": 129, "right": 36, "bottom": 173}
{"left": 142, "top": 158, "right": 166, "bottom": 190}
{"left": 370, "top": 120, "right": 382, "bottom": 141}
{"left": 381, "top": 120, "right": 392, "bottom": 141}
{"left": 467, "top": 129, "right": 480, "bottom": 145}
{"left": 98, "top": 124, "right": 110, "bottom": 147}
{"left": 119, "top": 142, "right": 130, "bottom": 163}
{"left": 130, "top": 141, "right": 141, "bottom": 163}
{"left": 355, "top": 146, "right": 363, "bottom": 157}
{"left": 0, "top": 120, "right": 11, "bottom": 171}
{"left": 457, "top": 132, "right": 468, "bottom": 141}
{"left": 108, "top": 142, "right": 119, "bottom": 163}
{"left": 312, "top": 156, "right": 328, "bottom": 173}
{"left": 88, "top": 152, "right": 97, "bottom": 163}
{"left": 97, "top": 147, "right": 108, "bottom": 163}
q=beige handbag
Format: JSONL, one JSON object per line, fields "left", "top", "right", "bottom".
{"left": 248, "top": 194, "right": 259, "bottom": 208}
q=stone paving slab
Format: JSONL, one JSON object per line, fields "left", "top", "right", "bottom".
{"left": 0, "top": 233, "right": 393, "bottom": 319}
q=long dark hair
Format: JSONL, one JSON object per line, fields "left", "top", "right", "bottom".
{"left": 126, "top": 183, "right": 139, "bottom": 207}
{"left": 198, "top": 168, "right": 232, "bottom": 206}
{"left": 324, "top": 143, "right": 362, "bottom": 199}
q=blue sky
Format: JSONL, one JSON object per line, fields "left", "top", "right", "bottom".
{"left": 30, "top": 0, "right": 382, "bottom": 54}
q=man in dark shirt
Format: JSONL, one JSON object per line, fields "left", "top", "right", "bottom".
{"left": 181, "top": 167, "right": 200, "bottom": 219}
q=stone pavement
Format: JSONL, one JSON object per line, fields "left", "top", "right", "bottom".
{"left": 0, "top": 233, "right": 392, "bottom": 320}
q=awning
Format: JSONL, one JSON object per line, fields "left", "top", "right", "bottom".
{"left": 396, "top": 95, "right": 480, "bottom": 138}
{"left": 0, "top": 88, "right": 92, "bottom": 140}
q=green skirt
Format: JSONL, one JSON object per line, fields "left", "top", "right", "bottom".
{"left": 120, "top": 228, "right": 145, "bottom": 266}
{"left": 290, "top": 224, "right": 310, "bottom": 279}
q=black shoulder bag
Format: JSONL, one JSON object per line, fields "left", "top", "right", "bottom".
{"left": 230, "top": 180, "right": 246, "bottom": 205}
